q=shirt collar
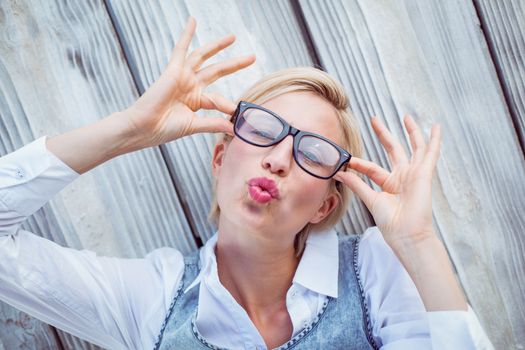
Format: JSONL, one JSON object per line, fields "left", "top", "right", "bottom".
{"left": 293, "top": 228, "right": 339, "bottom": 298}
{"left": 184, "top": 228, "right": 339, "bottom": 298}
{"left": 183, "top": 233, "right": 218, "bottom": 294}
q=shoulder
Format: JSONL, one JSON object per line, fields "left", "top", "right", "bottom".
{"left": 145, "top": 247, "right": 186, "bottom": 275}
{"left": 346, "top": 225, "right": 398, "bottom": 263}
{"left": 357, "top": 225, "right": 384, "bottom": 248}
{"left": 353, "top": 225, "right": 417, "bottom": 284}
{"left": 336, "top": 226, "right": 402, "bottom": 278}
{"left": 137, "top": 247, "right": 190, "bottom": 347}
{"left": 351, "top": 226, "right": 428, "bottom": 344}
{"left": 142, "top": 247, "right": 189, "bottom": 306}
{"left": 337, "top": 226, "right": 384, "bottom": 259}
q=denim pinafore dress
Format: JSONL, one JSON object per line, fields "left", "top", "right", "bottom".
{"left": 154, "top": 233, "right": 379, "bottom": 349}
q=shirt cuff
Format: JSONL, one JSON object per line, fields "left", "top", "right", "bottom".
{"left": 0, "top": 136, "right": 79, "bottom": 217}
{"left": 427, "top": 304, "right": 494, "bottom": 349}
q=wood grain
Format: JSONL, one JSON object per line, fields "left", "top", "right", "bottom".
{"left": 474, "top": 0, "right": 525, "bottom": 154}
{"left": 0, "top": 304, "right": 62, "bottom": 350}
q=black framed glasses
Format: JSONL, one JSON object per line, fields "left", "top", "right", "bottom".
{"left": 232, "top": 101, "right": 352, "bottom": 180}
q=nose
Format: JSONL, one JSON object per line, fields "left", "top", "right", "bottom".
{"left": 261, "top": 135, "right": 294, "bottom": 176}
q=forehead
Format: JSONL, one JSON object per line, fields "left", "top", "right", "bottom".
{"left": 260, "top": 91, "right": 343, "bottom": 144}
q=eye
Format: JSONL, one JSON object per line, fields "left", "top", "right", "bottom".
{"left": 298, "top": 149, "right": 323, "bottom": 166}
{"left": 250, "top": 129, "right": 275, "bottom": 140}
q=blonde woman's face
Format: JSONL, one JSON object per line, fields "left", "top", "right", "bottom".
{"left": 212, "top": 91, "right": 342, "bottom": 242}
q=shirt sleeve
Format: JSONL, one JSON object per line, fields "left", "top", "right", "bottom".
{"left": 358, "top": 226, "right": 495, "bottom": 350}
{"left": 427, "top": 305, "right": 495, "bottom": 350}
{"left": 0, "top": 138, "right": 186, "bottom": 349}
{"left": 0, "top": 136, "right": 79, "bottom": 235}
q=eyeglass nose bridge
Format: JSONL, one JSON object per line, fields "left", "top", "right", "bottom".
{"left": 276, "top": 123, "right": 301, "bottom": 141}
{"left": 272, "top": 127, "right": 311, "bottom": 174}
{"left": 272, "top": 124, "right": 304, "bottom": 152}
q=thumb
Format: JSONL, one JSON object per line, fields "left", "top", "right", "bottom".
{"left": 334, "top": 170, "right": 376, "bottom": 210}
{"left": 190, "top": 115, "right": 234, "bottom": 136}
{"left": 201, "top": 92, "right": 236, "bottom": 115}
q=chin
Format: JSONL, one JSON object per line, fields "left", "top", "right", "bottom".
{"left": 223, "top": 197, "right": 274, "bottom": 231}
{"left": 217, "top": 183, "right": 286, "bottom": 230}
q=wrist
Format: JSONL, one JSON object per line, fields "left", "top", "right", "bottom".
{"left": 104, "top": 111, "right": 149, "bottom": 155}
{"left": 385, "top": 229, "right": 439, "bottom": 252}
{"left": 47, "top": 112, "right": 148, "bottom": 174}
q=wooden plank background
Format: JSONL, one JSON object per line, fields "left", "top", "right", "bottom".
{"left": 0, "top": 0, "right": 523, "bottom": 349}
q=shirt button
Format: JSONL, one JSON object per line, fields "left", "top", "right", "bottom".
{"left": 291, "top": 290, "right": 298, "bottom": 298}
{"left": 15, "top": 168, "right": 25, "bottom": 179}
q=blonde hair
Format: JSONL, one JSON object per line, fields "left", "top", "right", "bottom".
{"left": 208, "top": 67, "right": 363, "bottom": 257}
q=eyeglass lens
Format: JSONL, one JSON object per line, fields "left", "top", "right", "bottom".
{"left": 235, "top": 108, "right": 341, "bottom": 178}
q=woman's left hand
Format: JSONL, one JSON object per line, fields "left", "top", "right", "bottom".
{"left": 334, "top": 115, "right": 441, "bottom": 249}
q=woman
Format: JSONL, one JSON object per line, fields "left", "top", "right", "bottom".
{"left": 0, "top": 18, "right": 492, "bottom": 349}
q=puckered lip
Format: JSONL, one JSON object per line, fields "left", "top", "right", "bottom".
{"left": 247, "top": 177, "right": 280, "bottom": 199}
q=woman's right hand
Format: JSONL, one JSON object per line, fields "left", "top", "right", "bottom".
{"left": 123, "top": 17, "right": 256, "bottom": 148}
{"left": 47, "top": 17, "right": 255, "bottom": 174}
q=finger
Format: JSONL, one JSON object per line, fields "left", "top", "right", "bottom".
{"left": 190, "top": 115, "right": 234, "bottom": 136}
{"left": 371, "top": 116, "right": 409, "bottom": 167}
{"left": 197, "top": 55, "right": 256, "bottom": 85}
{"left": 333, "top": 170, "right": 377, "bottom": 210}
{"left": 187, "top": 34, "right": 236, "bottom": 71}
{"left": 171, "top": 17, "right": 197, "bottom": 67}
{"left": 424, "top": 123, "right": 441, "bottom": 169}
{"left": 200, "top": 92, "right": 236, "bottom": 115}
{"left": 403, "top": 115, "right": 426, "bottom": 163}
{"left": 347, "top": 156, "right": 391, "bottom": 187}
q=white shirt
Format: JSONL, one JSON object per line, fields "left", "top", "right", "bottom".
{"left": 0, "top": 137, "right": 494, "bottom": 350}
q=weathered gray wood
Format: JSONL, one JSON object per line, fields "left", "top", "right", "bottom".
{"left": 299, "top": 0, "right": 525, "bottom": 348}
{"left": 0, "top": 304, "right": 62, "bottom": 350}
{"left": 474, "top": 0, "right": 525, "bottom": 160}
{"left": 0, "top": 0, "right": 197, "bottom": 348}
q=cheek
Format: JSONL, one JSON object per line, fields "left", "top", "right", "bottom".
{"left": 286, "top": 178, "right": 330, "bottom": 213}
{"left": 222, "top": 139, "right": 257, "bottom": 170}
{"left": 217, "top": 143, "right": 251, "bottom": 187}
{"left": 215, "top": 141, "right": 255, "bottom": 204}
